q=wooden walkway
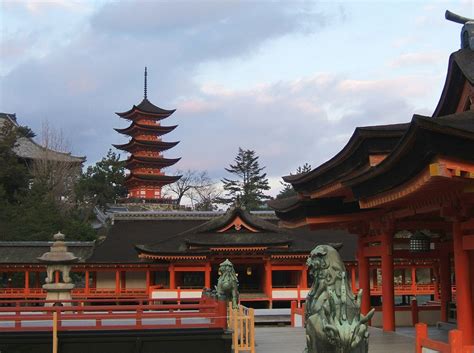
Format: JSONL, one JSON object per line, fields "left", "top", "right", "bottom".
{"left": 255, "top": 326, "right": 416, "bottom": 353}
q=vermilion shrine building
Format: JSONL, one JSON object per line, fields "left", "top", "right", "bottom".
{"left": 269, "top": 47, "right": 474, "bottom": 348}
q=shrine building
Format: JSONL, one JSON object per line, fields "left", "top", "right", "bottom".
{"left": 269, "top": 36, "right": 474, "bottom": 348}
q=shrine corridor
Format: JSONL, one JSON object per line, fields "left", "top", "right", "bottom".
{"left": 255, "top": 326, "right": 418, "bottom": 353}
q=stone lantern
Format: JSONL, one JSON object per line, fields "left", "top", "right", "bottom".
{"left": 37, "top": 232, "right": 79, "bottom": 306}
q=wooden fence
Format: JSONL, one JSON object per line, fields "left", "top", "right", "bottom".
{"left": 415, "top": 323, "right": 473, "bottom": 353}
{"left": 228, "top": 303, "right": 255, "bottom": 353}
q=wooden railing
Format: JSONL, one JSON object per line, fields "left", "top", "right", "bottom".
{"left": 0, "top": 298, "right": 228, "bottom": 332}
{"left": 415, "top": 323, "right": 473, "bottom": 353}
{"left": 228, "top": 303, "right": 255, "bottom": 353}
{"left": 0, "top": 287, "right": 148, "bottom": 299}
{"left": 290, "top": 301, "right": 306, "bottom": 327}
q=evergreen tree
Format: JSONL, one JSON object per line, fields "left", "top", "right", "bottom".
{"left": 76, "top": 149, "right": 127, "bottom": 208}
{"left": 221, "top": 148, "right": 270, "bottom": 210}
{"left": 276, "top": 163, "right": 312, "bottom": 199}
{"left": 0, "top": 121, "right": 29, "bottom": 203}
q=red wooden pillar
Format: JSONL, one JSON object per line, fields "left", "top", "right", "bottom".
{"left": 24, "top": 270, "right": 29, "bottom": 294}
{"left": 439, "top": 252, "right": 452, "bottom": 322}
{"left": 120, "top": 271, "right": 126, "bottom": 290}
{"left": 411, "top": 266, "right": 417, "bottom": 295}
{"left": 300, "top": 266, "right": 308, "bottom": 289}
{"left": 372, "top": 269, "right": 378, "bottom": 290}
{"left": 381, "top": 231, "right": 395, "bottom": 332}
{"left": 357, "top": 236, "right": 371, "bottom": 315}
{"left": 169, "top": 264, "right": 175, "bottom": 289}
{"left": 205, "top": 262, "right": 211, "bottom": 288}
{"left": 85, "top": 270, "right": 90, "bottom": 295}
{"left": 432, "top": 266, "right": 440, "bottom": 301}
{"left": 55, "top": 271, "right": 60, "bottom": 284}
{"left": 146, "top": 270, "right": 151, "bottom": 293}
{"left": 115, "top": 270, "right": 120, "bottom": 294}
{"left": 265, "top": 261, "right": 272, "bottom": 303}
{"left": 452, "top": 221, "right": 473, "bottom": 345}
{"left": 351, "top": 266, "right": 357, "bottom": 293}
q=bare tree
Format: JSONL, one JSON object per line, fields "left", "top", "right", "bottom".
{"left": 189, "top": 182, "right": 223, "bottom": 211}
{"left": 163, "top": 169, "right": 213, "bottom": 206}
{"left": 29, "top": 121, "right": 83, "bottom": 209}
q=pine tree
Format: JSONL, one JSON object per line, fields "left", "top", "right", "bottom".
{"left": 221, "top": 148, "right": 270, "bottom": 210}
{"left": 276, "top": 163, "right": 312, "bottom": 199}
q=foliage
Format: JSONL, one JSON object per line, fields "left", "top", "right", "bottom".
{"left": 221, "top": 148, "right": 270, "bottom": 210}
{"left": 276, "top": 163, "right": 312, "bottom": 199}
{"left": 190, "top": 182, "right": 222, "bottom": 211}
{"left": 76, "top": 149, "right": 127, "bottom": 208}
{"left": 0, "top": 120, "right": 96, "bottom": 241}
{"left": 0, "top": 121, "right": 29, "bottom": 203}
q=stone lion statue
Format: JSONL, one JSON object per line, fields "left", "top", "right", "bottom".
{"left": 216, "top": 259, "right": 239, "bottom": 309}
{"left": 304, "top": 245, "right": 374, "bottom": 353}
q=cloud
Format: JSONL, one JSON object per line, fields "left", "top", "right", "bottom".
{"left": 388, "top": 52, "right": 445, "bottom": 68}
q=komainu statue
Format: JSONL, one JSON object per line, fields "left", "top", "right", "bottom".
{"left": 304, "top": 245, "right": 375, "bottom": 353}
{"left": 216, "top": 259, "right": 239, "bottom": 309}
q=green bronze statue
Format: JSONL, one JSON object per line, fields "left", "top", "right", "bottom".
{"left": 216, "top": 259, "right": 239, "bottom": 309}
{"left": 304, "top": 245, "right": 375, "bottom": 353}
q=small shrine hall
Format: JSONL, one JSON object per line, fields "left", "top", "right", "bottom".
{"left": 269, "top": 44, "right": 474, "bottom": 347}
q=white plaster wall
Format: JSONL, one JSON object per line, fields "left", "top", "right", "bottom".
{"left": 419, "top": 310, "right": 441, "bottom": 325}
{"left": 125, "top": 272, "right": 146, "bottom": 289}
{"left": 371, "top": 311, "right": 412, "bottom": 327}
{"left": 96, "top": 272, "right": 116, "bottom": 289}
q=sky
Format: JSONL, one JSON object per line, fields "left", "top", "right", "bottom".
{"left": 1, "top": 0, "right": 473, "bottom": 198}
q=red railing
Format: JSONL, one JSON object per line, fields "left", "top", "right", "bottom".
{"left": 0, "top": 288, "right": 148, "bottom": 299}
{"left": 0, "top": 298, "right": 227, "bottom": 332}
{"left": 415, "top": 323, "right": 472, "bottom": 353}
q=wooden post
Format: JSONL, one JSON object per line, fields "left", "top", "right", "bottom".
{"left": 357, "top": 236, "right": 371, "bottom": 316}
{"left": 415, "top": 323, "right": 427, "bottom": 353}
{"left": 411, "top": 298, "right": 419, "bottom": 326}
{"left": 433, "top": 266, "right": 440, "bottom": 301}
{"left": 85, "top": 270, "right": 90, "bottom": 295}
{"left": 449, "top": 329, "right": 463, "bottom": 353}
{"left": 350, "top": 266, "right": 357, "bottom": 293}
{"left": 145, "top": 270, "right": 150, "bottom": 295}
{"left": 452, "top": 221, "right": 473, "bottom": 345}
{"left": 411, "top": 266, "right": 417, "bottom": 295}
{"left": 120, "top": 271, "right": 126, "bottom": 290}
{"left": 290, "top": 301, "right": 296, "bottom": 327}
{"left": 249, "top": 308, "right": 255, "bottom": 353}
{"left": 381, "top": 231, "right": 395, "bottom": 332}
{"left": 115, "top": 270, "right": 120, "bottom": 295}
{"left": 169, "top": 265, "right": 175, "bottom": 289}
{"left": 53, "top": 311, "right": 58, "bottom": 353}
{"left": 205, "top": 262, "right": 211, "bottom": 289}
{"left": 300, "top": 266, "right": 308, "bottom": 289}
{"left": 24, "top": 270, "right": 29, "bottom": 295}
{"left": 55, "top": 271, "right": 60, "bottom": 284}
{"left": 439, "top": 251, "right": 452, "bottom": 322}
{"left": 264, "top": 260, "right": 272, "bottom": 303}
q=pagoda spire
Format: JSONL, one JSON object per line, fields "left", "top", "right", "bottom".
{"left": 144, "top": 67, "right": 148, "bottom": 99}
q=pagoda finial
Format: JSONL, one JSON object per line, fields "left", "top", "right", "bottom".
{"left": 144, "top": 66, "right": 148, "bottom": 99}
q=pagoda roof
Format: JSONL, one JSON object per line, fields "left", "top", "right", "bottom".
{"left": 125, "top": 173, "right": 182, "bottom": 185}
{"left": 116, "top": 98, "right": 176, "bottom": 119}
{"left": 283, "top": 123, "right": 409, "bottom": 194}
{"left": 433, "top": 49, "right": 474, "bottom": 117}
{"left": 347, "top": 110, "right": 474, "bottom": 199}
{"left": 113, "top": 138, "right": 179, "bottom": 152}
{"left": 125, "top": 156, "right": 181, "bottom": 169}
{"left": 115, "top": 122, "right": 177, "bottom": 136}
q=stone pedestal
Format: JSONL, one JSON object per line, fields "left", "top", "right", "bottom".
{"left": 43, "top": 283, "right": 74, "bottom": 306}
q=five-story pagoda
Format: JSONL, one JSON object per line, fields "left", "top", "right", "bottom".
{"left": 113, "top": 68, "right": 181, "bottom": 200}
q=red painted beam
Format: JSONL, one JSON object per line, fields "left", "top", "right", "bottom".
{"left": 462, "top": 234, "right": 474, "bottom": 250}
